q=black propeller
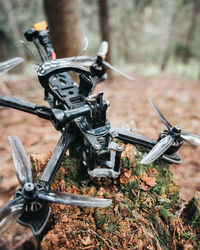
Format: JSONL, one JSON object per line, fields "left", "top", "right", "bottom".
{"left": 0, "top": 57, "right": 24, "bottom": 75}
{"left": 0, "top": 135, "right": 112, "bottom": 235}
{"left": 140, "top": 98, "right": 200, "bottom": 165}
{"left": 58, "top": 41, "right": 134, "bottom": 80}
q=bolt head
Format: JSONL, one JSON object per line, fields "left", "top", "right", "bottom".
{"left": 117, "top": 145, "right": 123, "bottom": 150}
{"left": 95, "top": 144, "right": 100, "bottom": 150}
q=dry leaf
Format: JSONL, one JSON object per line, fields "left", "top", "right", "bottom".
{"left": 124, "top": 169, "right": 132, "bottom": 178}
{"left": 140, "top": 176, "right": 156, "bottom": 191}
{"left": 81, "top": 236, "right": 92, "bottom": 246}
{"left": 121, "top": 208, "right": 128, "bottom": 217}
{"left": 140, "top": 182, "right": 152, "bottom": 191}
{"left": 60, "top": 179, "right": 66, "bottom": 191}
{"left": 59, "top": 204, "right": 65, "bottom": 210}
{"left": 114, "top": 192, "right": 124, "bottom": 202}
{"left": 114, "top": 205, "right": 119, "bottom": 215}
{"left": 141, "top": 177, "right": 156, "bottom": 187}
{"left": 137, "top": 227, "right": 142, "bottom": 238}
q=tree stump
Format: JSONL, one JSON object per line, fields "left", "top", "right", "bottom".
{"left": 30, "top": 144, "right": 200, "bottom": 249}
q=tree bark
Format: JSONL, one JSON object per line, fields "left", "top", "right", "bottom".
{"left": 182, "top": 0, "right": 200, "bottom": 64}
{"left": 98, "top": 0, "right": 111, "bottom": 64}
{"left": 160, "top": 1, "right": 180, "bottom": 71}
{"left": 134, "top": 0, "right": 153, "bottom": 14}
{"left": 43, "top": 0, "right": 82, "bottom": 58}
{"left": 0, "top": 0, "right": 25, "bottom": 58}
{"left": 160, "top": 10, "right": 178, "bottom": 71}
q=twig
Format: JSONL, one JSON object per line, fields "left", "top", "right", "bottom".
{"left": 175, "top": 201, "right": 186, "bottom": 218}
{"left": 76, "top": 229, "right": 118, "bottom": 249}
{"left": 137, "top": 189, "right": 140, "bottom": 198}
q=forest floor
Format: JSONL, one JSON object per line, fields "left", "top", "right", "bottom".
{"left": 0, "top": 72, "right": 200, "bottom": 248}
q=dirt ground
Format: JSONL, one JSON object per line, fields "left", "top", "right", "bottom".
{"left": 0, "top": 72, "right": 200, "bottom": 248}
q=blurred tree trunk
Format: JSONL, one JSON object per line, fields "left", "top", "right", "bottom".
{"left": 134, "top": 0, "right": 153, "bottom": 15}
{"left": 43, "top": 0, "right": 82, "bottom": 58}
{"left": 0, "top": 0, "right": 25, "bottom": 58}
{"left": 160, "top": 1, "right": 181, "bottom": 71}
{"left": 98, "top": 0, "right": 111, "bottom": 64}
{"left": 160, "top": 10, "right": 178, "bottom": 71}
{"left": 182, "top": 0, "right": 200, "bottom": 64}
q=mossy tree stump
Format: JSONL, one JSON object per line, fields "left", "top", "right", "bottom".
{"left": 30, "top": 144, "right": 200, "bottom": 249}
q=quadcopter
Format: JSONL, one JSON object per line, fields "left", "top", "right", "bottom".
{"left": 0, "top": 21, "right": 200, "bottom": 235}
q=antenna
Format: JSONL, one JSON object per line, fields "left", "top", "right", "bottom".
{"left": 72, "top": 36, "right": 89, "bottom": 62}
{"left": 19, "top": 40, "right": 39, "bottom": 63}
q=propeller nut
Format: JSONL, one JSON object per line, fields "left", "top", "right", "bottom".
{"left": 24, "top": 183, "right": 35, "bottom": 192}
{"left": 172, "top": 125, "right": 181, "bottom": 134}
{"left": 22, "top": 183, "right": 39, "bottom": 201}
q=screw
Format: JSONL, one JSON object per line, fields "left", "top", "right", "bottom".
{"left": 95, "top": 144, "right": 100, "bottom": 150}
{"left": 117, "top": 145, "right": 123, "bottom": 150}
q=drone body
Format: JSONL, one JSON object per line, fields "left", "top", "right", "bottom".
{"left": 1, "top": 21, "right": 200, "bottom": 236}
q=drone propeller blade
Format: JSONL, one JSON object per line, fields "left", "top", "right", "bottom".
{"left": 71, "top": 37, "right": 89, "bottom": 62}
{"left": 97, "top": 41, "right": 108, "bottom": 59}
{"left": 0, "top": 197, "right": 24, "bottom": 234}
{"left": 149, "top": 98, "right": 172, "bottom": 130}
{"left": 59, "top": 55, "right": 134, "bottom": 80}
{"left": 80, "top": 36, "right": 89, "bottom": 56}
{"left": 102, "top": 60, "right": 134, "bottom": 80}
{"left": 8, "top": 135, "right": 33, "bottom": 185}
{"left": 59, "top": 56, "right": 94, "bottom": 67}
{"left": 0, "top": 211, "right": 22, "bottom": 234}
{"left": 39, "top": 190, "right": 112, "bottom": 208}
{"left": 0, "top": 57, "right": 24, "bottom": 75}
{"left": 181, "top": 131, "right": 200, "bottom": 146}
{"left": 140, "top": 135, "right": 175, "bottom": 165}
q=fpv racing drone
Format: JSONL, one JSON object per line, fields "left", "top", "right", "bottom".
{"left": 1, "top": 21, "right": 200, "bottom": 235}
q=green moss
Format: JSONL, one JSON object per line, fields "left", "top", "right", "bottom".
{"left": 121, "top": 158, "right": 130, "bottom": 169}
{"left": 124, "top": 180, "right": 139, "bottom": 193}
{"left": 158, "top": 207, "right": 176, "bottom": 224}
{"left": 134, "top": 164, "right": 147, "bottom": 176}
{"left": 181, "top": 232, "right": 198, "bottom": 249}
{"left": 149, "top": 213, "right": 172, "bottom": 247}
{"left": 151, "top": 184, "right": 163, "bottom": 195}
{"left": 107, "top": 223, "right": 115, "bottom": 232}
{"left": 185, "top": 192, "right": 200, "bottom": 229}
{"left": 96, "top": 214, "right": 106, "bottom": 228}
{"left": 62, "top": 155, "right": 88, "bottom": 187}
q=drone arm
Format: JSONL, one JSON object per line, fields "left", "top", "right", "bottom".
{"left": 39, "top": 128, "right": 74, "bottom": 189}
{"left": 110, "top": 128, "right": 156, "bottom": 149}
{"left": 0, "top": 94, "right": 50, "bottom": 120}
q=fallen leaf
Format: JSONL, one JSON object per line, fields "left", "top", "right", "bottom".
{"left": 81, "top": 236, "right": 92, "bottom": 246}
{"left": 140, "top": 182, "right": 152, "bottom": 191}
{"left": 141, "top": 177, "right": 156, "bottom": 187}
{"left": 124, "top": 169, "right": 132, "bottom": 178}
{"left": 114, "top": 205, "right": 119, "bottom": 215}
{"left": 121, "top": 208, "right": 128, "bottom": 217}
{"left": 137, "top": 227, "right": 142, "bottom": 238}
{"left": 114, "top": 192, "right": 124, "bottom": 202}
{"left": 60, "top": 179, "right": 66, "bottom": 191}
{"left": 59, "top": 204, "right": 65, "bottom": 210}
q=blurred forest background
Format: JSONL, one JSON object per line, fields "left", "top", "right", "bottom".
{"left": 0, "top": 0, "right": 200, "bottom": 79}
{"left": 1, "top": 1, "right": 200, "bottom": 248}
